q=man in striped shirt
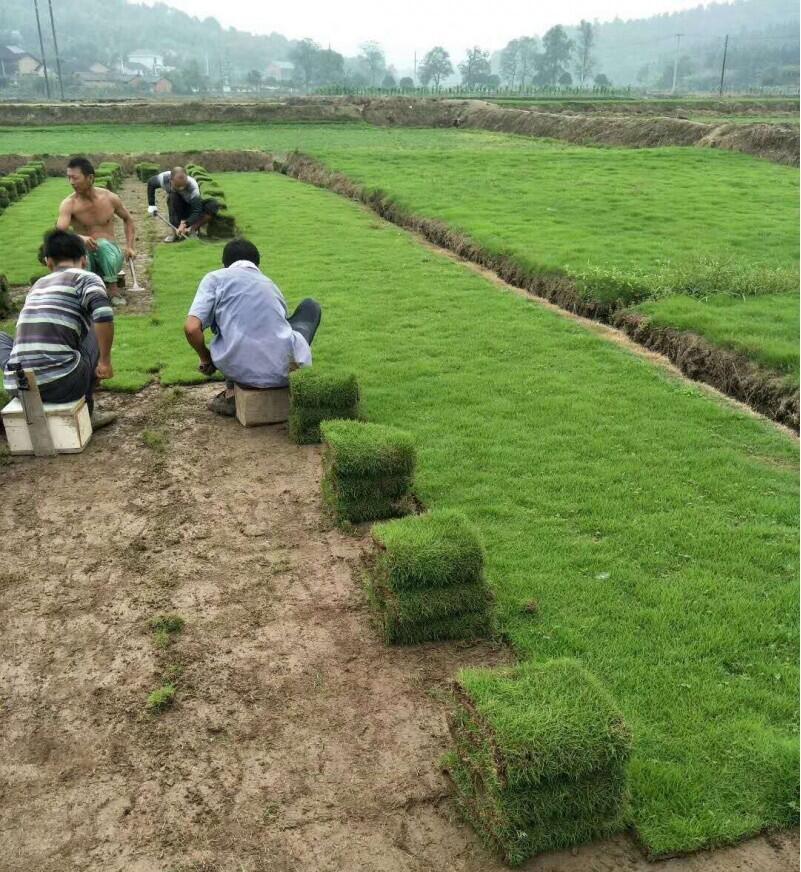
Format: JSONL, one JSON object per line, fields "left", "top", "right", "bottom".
{"left": 0, "top": 229, "right": 117, "bottom": 429}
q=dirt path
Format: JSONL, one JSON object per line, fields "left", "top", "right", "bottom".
{"left": 0, "top": 385, "right": 797, "bottom": 872}
{"left": 114, "top": 176, "right": 160, "bottom": 313}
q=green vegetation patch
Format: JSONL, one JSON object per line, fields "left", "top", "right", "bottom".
{"left": 288, "top": 368, "right": 360, "bottom": 444}
{"left": 146, "top": 682, "right": 176, "bottom": 713}
{"left": 150, "top": 614, "right": 185, "bottom": 648}
{"left": 0, "top": 178, "right": 63, "bottom": 284}
{"left": 633, "top": 291, "right": 800, "bottom": 382}
{"left": 296, "top": 134, "right": 799, "bottom": 376}
{"left": 367, "top": 510, "right": 493, "bottom": 644}
{"left": 445, "top": 659, "right": 632, "bottom": 865}
{"left": 321, "top": 419, "right": 416, "bottom": 523}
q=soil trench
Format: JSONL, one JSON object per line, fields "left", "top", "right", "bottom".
{"left": 0, "top": 385, "right": 797, "bottom": 871}
{"left": 114, "top": 176, "right": 159, "bottom": 313}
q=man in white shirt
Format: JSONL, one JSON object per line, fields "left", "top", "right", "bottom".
{"left": 184, "top": 238, "right": 321, "bottom": 416}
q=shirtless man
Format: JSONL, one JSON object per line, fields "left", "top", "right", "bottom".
{"left": 56, "top": 156, "right": 136, "bottom": 306}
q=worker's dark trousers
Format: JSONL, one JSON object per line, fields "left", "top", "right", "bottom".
{"left": 222, "top": 299, "right": 322, "bottom": 390}
{"left": 288, "top": 298, "right": 322, "bottom": 345}
{"left": 168, "top": 191, "right": 194, "bottom": 229}
{"left": 168, "top": 193, "right": 219, "bottom": 230}
{"left": 0, "top": 330, "right": 99, "bottom": 412}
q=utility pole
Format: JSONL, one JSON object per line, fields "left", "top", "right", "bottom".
{"left": 413, "top": 50, "right": 417, "bottom": 82}
{"left": 671, "top": 33, "right": 682, "bottom": 95}
{"left": 32, "top": 0, "right": 51, "bottom": 99}
{"left": 46, "top": 0, "right": 65, "bottom": 100}
{"left": 719, "top": 34, "right": 729, "bottom": 96}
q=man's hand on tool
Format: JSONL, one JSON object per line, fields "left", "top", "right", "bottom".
{"left": 147, "top": 205, "right": 158, "bottom": 216}
{"left": 95, "top": 359, "right": 114, "bottom": 380}
{"left": 198, "top": 360, "right": 216, "bottom": 376}
{"left": 81, "top": 235, "right": 99, "bottom": 251}
{"left": 124, "top": 246, "right": 136, "bottom": 259}
{"left": 177, "top": 221, "right": 189, "bottom": 238}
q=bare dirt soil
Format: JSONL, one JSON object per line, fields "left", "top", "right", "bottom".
{"left": 114, "top": 176, "right": 159, "bottom": 313}
{"left": 0, "top": 384, "right": 797, "bottom": 872}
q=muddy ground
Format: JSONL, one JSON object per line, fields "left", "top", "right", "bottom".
{"left": 0, "top": 383, "right": 797, "bottom": 872}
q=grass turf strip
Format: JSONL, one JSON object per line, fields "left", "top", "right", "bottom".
{"left": 218, "top": 172, "right": 796, "bottom": 856}
{"left": 0, "top": 177, "right": 64, "bottom": 284}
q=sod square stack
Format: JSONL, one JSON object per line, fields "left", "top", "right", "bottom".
{"left": 320, "top": 420, "right": 415, "bottom": 523}
{"left": 135, "top": 161, "right": 160, "bottom": 182}
{"left": 289, "top": 368, "right": 360, "bottom": 444}
{"left": 366, "top": 510, "right": 494, "bottom": 644}
{"left": 445, "top": 659, "right": 632, "bottom": 866}
{"left": 95, "top": 161, "right": 123, "bottom": 192}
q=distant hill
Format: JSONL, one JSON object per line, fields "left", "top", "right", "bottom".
{"left": 578, "top": 0, "right": 799, "bottom": 89}
{"left": 0, "top": 0, "right": 291, "bottom": 82}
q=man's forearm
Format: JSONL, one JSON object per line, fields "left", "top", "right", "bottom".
{"left": 124, "top": 217, "right": 136, "bottom": 251}
{"left": 185, "top": 327, "right": 211, "bottom": 362}
{"left": 146, "top": 176, "right": 160, "bottom": 207}
{"left": 94, "top": 321, "right": 114, "bottom": 363}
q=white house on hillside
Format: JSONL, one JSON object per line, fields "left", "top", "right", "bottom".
{"left": 126, "top": 50, "right": 164, "bottom": 74}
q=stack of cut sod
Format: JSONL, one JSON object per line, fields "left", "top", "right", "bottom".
{"left": 321, "top": 419, "right": 415, "bottom": 523}
{"left": 445, "top": 658, "right": 632, "bottom": 866}
{"left": 289, "top": 368, "right": 360, "bottom": 444}
{"left": 366, "top": 510, "right": 494, "bottom": 644}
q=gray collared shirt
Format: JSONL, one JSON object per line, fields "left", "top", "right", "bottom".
{"left": 188, "top": 260, "right": 311, "bottom": 388}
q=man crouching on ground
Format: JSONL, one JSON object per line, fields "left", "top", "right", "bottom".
{"left": 57, "top": 156, "right": 136, "bottom": 306}
{"left": 0, "top": 229, "right": 117, "bottom": 430}
{"left": 146, "top": 166, "right": 220, "bottom": 242}
{"left": 184, "top": 238, "right": 322, "bottom": 417}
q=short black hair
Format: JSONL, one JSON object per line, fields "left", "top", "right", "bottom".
{"left": 42, "top": 228, "right": 86, "bottom": 262}
{"left": 67, "top": 156, "right": 95, "bottom": 177}
{"left": 222, "top": 238, "right": 260, "bottom": 268}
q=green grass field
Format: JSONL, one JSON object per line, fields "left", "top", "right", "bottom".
{"left": 635, "top": 291, "right": 800, "bottom": 380}
{"left": 216, "top": 172, "right": 795, "bottom": 856}
{"left": 0, "top": 177, "right": 65, "bottom": 284}
{"left": 0, "top": 164, "right": 797, "bottom": 856}
{"left": 4, "top": 124, "right": 796, "bottom": 379}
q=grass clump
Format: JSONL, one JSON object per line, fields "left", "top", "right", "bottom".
{"left": 321, "top": 419, "right": 416, "bottom": 523}
{"left": 288, "top": 368, "right": 360, "bottom": 444}
{"left": 146, "top": 682, "right": 176, "bottom": 713}
{"left": 366, "top": 510, "right": 493, "bottom": 644}
{"left": 150, "top": 614, "right": 185, "bottom": 648}
{"left": 141, "top": 428, "right": 167, "bottom": 451}
{"left": 445, "top": 659, "right": 633, "bottom": 865}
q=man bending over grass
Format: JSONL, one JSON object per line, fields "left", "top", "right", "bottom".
{"left": 146, "top": 166, "right": 220, "bottom": 242}
{"left": 0, "top": 229, "right": 117, "bottom": 429}
{"left": 184, "top": 238, "right": 321, "bottom": 417}
{"left": 57, "top": 156, "right": 136, "bottom": 307}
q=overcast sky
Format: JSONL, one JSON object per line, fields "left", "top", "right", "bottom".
{"left": 141, "top": 0, "right": 712, "bottom": 69}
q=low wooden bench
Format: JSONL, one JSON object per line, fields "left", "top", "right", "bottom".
{"left": 2, "top": 369, "right": 92, "bottom": 456}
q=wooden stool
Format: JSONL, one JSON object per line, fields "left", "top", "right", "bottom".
{"left": 234, "top": 384, "right": 290, "bottom": 427}
{"left": 2, "top": 395, "right": 92, "bottom": 455}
